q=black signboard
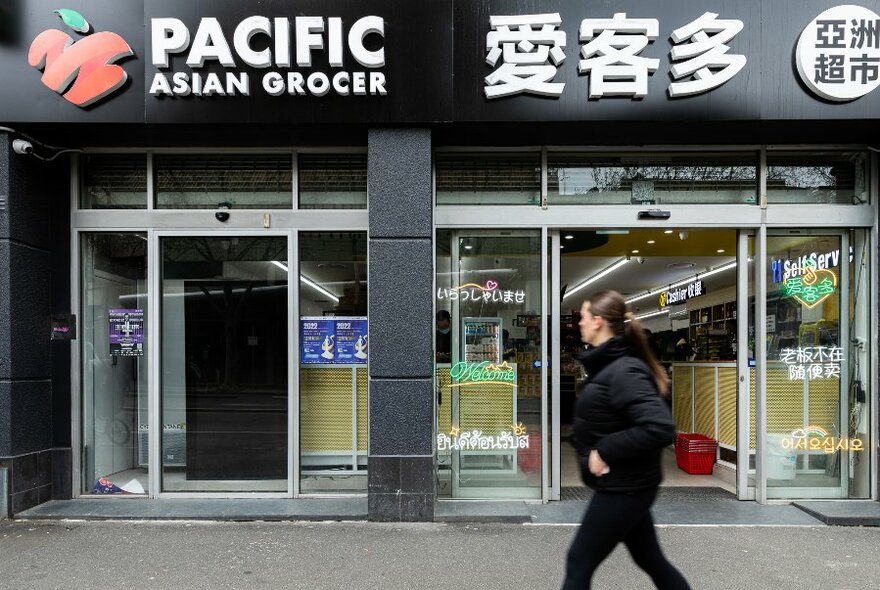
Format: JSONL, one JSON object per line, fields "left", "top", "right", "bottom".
{"left": 2, "top": 0, "right": 880, "bottom": 124}
{"left": 143, "top": 0, "right": 453, "bottom": 124}
{"left": 0, "top": 0, "right": 145, "bottom": 123}
{"left": 454, "top": 0, "right": 880, "bottom": 122}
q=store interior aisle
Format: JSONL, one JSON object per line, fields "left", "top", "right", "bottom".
{"left": 560, "top": 440, "right": 734, "bottom": 493}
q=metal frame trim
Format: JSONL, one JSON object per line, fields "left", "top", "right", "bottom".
{"left": 540, "top": 226, "right": 549, "bottom": 504}
{"left": 153, "top": 229, "right": 291, "bottom": 498}
{"left": 550, "top": 231, "right": 561, "bottom": 501}
{"left": 736, "top": 230, "right": 751, "bottom": 499}
{"left": 755, "top": 225, "right": 768, "bottom": 503}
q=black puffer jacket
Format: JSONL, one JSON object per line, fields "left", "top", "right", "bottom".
{"left": 571, "top": 336, "right": 675, "bottom": 492}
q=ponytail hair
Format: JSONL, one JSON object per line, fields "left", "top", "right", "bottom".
{"left": 587, "top": 290, "right": 669, "bottom": 396}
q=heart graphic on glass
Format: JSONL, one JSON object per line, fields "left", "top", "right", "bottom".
{"left": 782, "top": 262, "right": 837, "bottom": 309}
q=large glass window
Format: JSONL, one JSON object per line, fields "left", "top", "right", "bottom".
{"left": 81, "top": 155, "right": 147, "bottom": 209}
{"left": 767, "top": 152, "right": 868, "bottom": 204}
{"left": 435, "top": 230, "right": 543, "bottom": 499}
{"left": 548, "top": 153, "right": 757, "bottom": 205}
{"left": 160, "top": 236, "right": 288, "bottom": 492}
{"left": 81, "top": 233, "right": 148, "bottom": 495}
{"left": 435, "top": 153, "right": 541, "bottom": 205}
{"left": 764, "top": 231, "right": 871, "bottom": 498}
{"left": 298, "top": 154, "right": 367, "bottom": 209}
{"left": 155, "top": 154, "right": 293, "bottom": 209}
{"left": 298, "top": 232, "right": 368, "bottom": 493}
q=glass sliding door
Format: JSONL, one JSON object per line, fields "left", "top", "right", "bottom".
{"left": 159, "top": 235, "right": 289, "bottom": 493}
{"left": 435, "top": 230, "right": 544, "bottom": 499}
{"left": 762, "top": 230, "right": 872, "bottom": 499}
{"left": 81, "top": 233, "right": 148, "bottom": 495}
{"left": 298, "top": 232, "right": 369, "bottom": 493}
{"left": 737, "top": 231, "right": 756, "bottom": 499}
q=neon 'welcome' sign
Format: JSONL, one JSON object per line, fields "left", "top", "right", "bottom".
{"left": 449, "top": 360, "right": 516, "bottom": 387}
{"left": 437, "top": 280, "right": 526, "bottom": 305}
{"left": 779, "top": 425, "right": 864, "bottom": 453}
{"left": 437, "top": 423, "right": 529, "bottom": 451}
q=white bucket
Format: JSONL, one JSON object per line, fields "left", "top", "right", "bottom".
{"left": 765, "top": 433, "right": 797, "bottom": 480}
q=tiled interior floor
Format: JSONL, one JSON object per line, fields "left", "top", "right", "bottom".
{"left": 560, "top": 441, "right": 734, "bottom": 493}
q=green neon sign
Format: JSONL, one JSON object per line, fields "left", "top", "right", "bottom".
{"left": 781, "top": 261, "right": 837, "bottom": 309}
{"left": 450, "top": 361, "right": 516, "bottom": 387}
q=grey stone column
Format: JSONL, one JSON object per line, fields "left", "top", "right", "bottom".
{"left": 0, "top": 132, "right": 68, "bottom": 516}
{"left": 367, "top": 129, "right": 434, "bottom": 521}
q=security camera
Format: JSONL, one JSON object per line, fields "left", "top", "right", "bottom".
{"left": 678, "top": 231, "right": 689, "bottom": 241}
{"left": 214, "top": 211, "right": 230, "bottom": 222}
{"left": 12, "top": 139, "right": 33, "bottom": 155}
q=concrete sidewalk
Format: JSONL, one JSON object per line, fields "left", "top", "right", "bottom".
{"left": 17, "top": 486, "right": 834, "bottom": 527}
{"left": 2, "top": 520, "right": 880, "bottom": 589}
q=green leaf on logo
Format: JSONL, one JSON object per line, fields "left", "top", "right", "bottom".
{"left": 53, "top": 9, "right": 90, "bottom": 34}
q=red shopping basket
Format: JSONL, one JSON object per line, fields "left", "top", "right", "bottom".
{"left": 675, "top": 433, "right": 717, "bottom": 475}
{"left": 519, "top": 433, "right": 542, "bottom": 474}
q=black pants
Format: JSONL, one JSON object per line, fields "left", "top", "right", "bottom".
{"left": 561, "top": 488, "right": 691, "bottom": 590}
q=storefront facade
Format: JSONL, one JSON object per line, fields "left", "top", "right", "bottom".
{"left": 0, "top": 0, "right": 878, "bottom": 520}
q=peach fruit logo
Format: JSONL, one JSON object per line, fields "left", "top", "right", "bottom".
{"left": 28, "top": 9, "right": 133, "bottom": 107}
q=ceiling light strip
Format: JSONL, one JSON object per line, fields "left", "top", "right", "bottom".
{"left": 271, "top": 260, "right": 341, "bottom": 304}
{"left": 562, "top": 257, "right": 629, "bottom": 301}
{"left": 631, "top": 309, "right": 670, "bottom": 321}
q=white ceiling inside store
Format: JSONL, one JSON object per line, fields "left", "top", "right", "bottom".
{"left": 560, "top": 255, "right": 737, "bottom": 313}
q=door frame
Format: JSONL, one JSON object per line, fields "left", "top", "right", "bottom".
{"left": 150, "top": 230, "right": 294, "bottom": 499}
{"left": 547, "top": 227, "right": 755, "bottom": 502}
{"left": 757, "top": 228, "right": 866, "bottom": 501}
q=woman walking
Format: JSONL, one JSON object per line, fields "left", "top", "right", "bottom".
{"left": 561, "top": 290, "right": 691, "bottom": 590}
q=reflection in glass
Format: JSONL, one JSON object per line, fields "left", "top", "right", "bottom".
{"left": 767, "top": 152, "right": 867, "bottom": 204}
{"left": 548, "top": 153, "right": 757, "bottom": 205}
{"left": 764, "top": 231, "right": 871, "bottom": 498}
{"left": 81, "top": 233, "right": 148, "bottom": 494}
{"left": 81, "top": 155, "right": 147, "bottom": 209}
{"left": 299, "top": 232, "right": 368, "bottom": 493}
{"left": 435, "top": 153, "right": 541, "bottom": 205}
{"left": 435, "top": 230, "right": 543, "bottom": 499}
{"left": 155, "top": 154, "right": 292, "bottom": 209}
{"left": 298, "top": 154, "right": 367, "bottom": 209}
{"left": 160, "top": 237, "right": 288, "bottom": 492}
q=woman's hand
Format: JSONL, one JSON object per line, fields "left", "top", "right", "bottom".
{"left": 588, "top": 449, "right": 610, "bottom": 476}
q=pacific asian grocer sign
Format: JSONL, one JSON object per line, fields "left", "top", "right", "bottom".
{"left": 142, "top": 0, "right": 450, "bottom": 124}
{"left": 149, "top": 16, "right": 387, "bottom": 98}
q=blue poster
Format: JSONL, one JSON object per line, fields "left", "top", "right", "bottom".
{"left": 300, "top": 316, "right": 368, "bottom": 365}
{"left": 335, "top": 318, "right": 368, "bottom": 364}
{"left": 300, "top": 317, "right": 336, "bottom": 364}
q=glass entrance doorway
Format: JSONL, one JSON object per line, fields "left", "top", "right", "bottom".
{"left": 159, "top": 235, "right": 289, "bottom": 492}
{"left": 759, "top": 230, "right": 872, "bottom": 499}
{"left": 549, "top": 229, "right": 745, "bottom": 500}
{"left": 435, "top": 229, "right": 545, "bottom": 499}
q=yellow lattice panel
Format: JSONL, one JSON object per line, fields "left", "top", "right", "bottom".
{"left": 694, "top": 367, "right": 716, "bottom": 438}
{"left": 300, "top": 367, "right": 354, "bottom": 452}
{"left": 767, "top": 365, "right": 804, "bottom": 435}
{"left": 437, "top": 367, "right": 452, "bottom": 435}
{"left": 717, "top": 368, "right": 737, "bottom": 447}
{"left": 749, "top": 369, "right": 756, "bottom": 449}
{"left": 459, "top": 383, "right": 515, "bottom": 433}
{"left": 672, "top": 366, "right": 693, "bottom": 433}
{"left": 808, "top": 377, "right": 840, "bottom": 433}
{"left": 357, "top": 368, "right": 368, "bottom": 452}
{"left": 746, "top": 367, "right": 840, "bottom": 449}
